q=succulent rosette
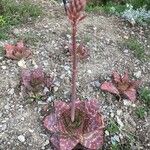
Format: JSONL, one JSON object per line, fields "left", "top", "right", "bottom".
{"left": 5, "top": 40, "right": 31, "bottom": 60}
{"left": 101, "top": 71, "right": 139, "bottom": 101}
{"left": 44, "top": 99, "right": 104, "bottom": 150}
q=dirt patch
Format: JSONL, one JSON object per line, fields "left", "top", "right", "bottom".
{"left": 0, "top": 0, "right": 149, "bottom": 150}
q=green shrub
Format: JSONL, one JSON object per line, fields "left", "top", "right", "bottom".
{"left": 0, "top": 0, "right": 42, "bottom": 40}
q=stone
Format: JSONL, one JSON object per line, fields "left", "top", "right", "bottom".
{"left": 105, "top": 130, "right": 109, "bottom": 136}
{"left": 2, "top": 66, "right": 6, "bottom": 69}
{"left": 18, "top": 135, "right": 25, "bottom": 142}
{"left": 134, "top": 71, "right": 141, "bottom": 78}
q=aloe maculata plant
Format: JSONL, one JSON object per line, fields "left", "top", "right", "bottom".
{"left": 101, "top": 71, "right": 139, "bottom": 101}
{"left": 4, "top": 40, "right": 31, "bottom": 60}
{"left": 43, "top": 0, "right": 104, "bottom": 150}
{"left": 21, "top": 67, "right": 53, "bottom": 95}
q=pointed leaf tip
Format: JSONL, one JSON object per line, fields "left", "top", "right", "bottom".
{"left": 101, "top": 82, "right": 119, "bottom": 95}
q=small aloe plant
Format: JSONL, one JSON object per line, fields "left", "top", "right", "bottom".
{"left": 4, "top": 40, "right": 31, "bottom": 60}
{"left": 21, "top": 67, "right": 53, "bottom": 93}
{"left": 101, "top": 71, "right": 139, "bottom": 101}
{"left": 43, "top": 0, "right": 104, "bottom": 149}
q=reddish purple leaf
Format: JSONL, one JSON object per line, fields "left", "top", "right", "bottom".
{"left": 112, "top": 71, "right": 121, "bottom": 83}
{"left": 50, "top": 134, "right": 60, "bottom": 150}
{"left": 21, "top": 69, "right": 31, "bottom": 90}
{"left": 76, "top": 43, "right": 89, "bottom": 60}
{"left": 43, "top": 113, "right": 58, "bottom": 132}
{"left": 81, "top": 129, "right": 104, "bottom": 149}
{"left": 31, "top": 67, "right": 45, "bottom": 84}
{"left": 101, "top": 82, "right": 119, "bottom": 95}
{"left": 123, "top": 86, "right": 137, "bottom": 101}
{"left": 59, "top": 135, "right": 79, "bottom": 150}
{"left": 54, "top": 101, "right": 70, "bottom": 117}
{"left": 122, "top": 71, "right": 129, "bottom": 83}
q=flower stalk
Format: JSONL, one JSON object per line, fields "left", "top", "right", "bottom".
{"left": 71, "top": 23, "right": 77, "bottom": 122}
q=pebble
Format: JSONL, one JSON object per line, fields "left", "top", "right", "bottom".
{"left": 9, "top": 88, "right": 14, "bottom": 95}
{"left": 123, "top": 99, "right": 132, "bottom": 106}
{"left": 105, "top": 130, "right": 109, "bottom": 136}
{"left": 47, "top": 96, "right": 53, "bottom": 102}
{"left": 2, "top": 66, "right": 6, "bottom": 69}
{"left": 134, "top": 71, "right": 141, "bottom": 78}
{"left": 18, "top": 135, "right": 25, "bottom": 142}
{"left": 4, "top": 104, "right": 10, "bottom": 110}
{"left": 116, "top": 116, "right": 124, "bottom": 129}
{"left": 113, "top": 135, "right": 120, "bottom": 142}
{"left": 54, "top": 86, "right": 58, "bottom": 92}
{"left": 124, "top": 49, "right": 128, "bottom": 53}
{"left": 64, "top": 65, "right": 70, "bottom": 71}
{"left": 87, "top": 70, "right": 92, "bottom": 74}
{"left": 43, "top": 87, "right": 49, "bottom": 95}
{"left": 117, "top": 109, "right": 122, "bottom": 116}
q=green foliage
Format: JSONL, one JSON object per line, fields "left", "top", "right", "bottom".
{"left": 0, "top": 15, "right": 6, "bottom": 27}
{"left": 135, "top": 106, "right": 147, "bottom": 119}
{"left": 127, "top": 0, "right": 150, "bottom": 10}
{"left": 107, "top": 120, "right": 119, "bottom": 134}
{"left": 139, "top": 87, "right": 150, "bottom": 107}
{"left": 0, "top": 0, "right": 42, "bottom": 40}
{"left": 86, "top": 1, "right": 126, "bottom": 14}
{"left": 125, "top": 38, "right": 146, "bottom": 61}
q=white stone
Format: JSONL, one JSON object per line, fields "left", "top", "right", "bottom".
{"left": 18, "top": 59, "right": 26, "bottom": 68}
{"left": 117, "top": 109, "right": 122, "bottom": 116}
{"left": 134, "top": 71, "right": 141, "bottom": 78}
{"left": 54, "top": 87, "right": 58, "bottom": 92}
{"left": 18, "top": 135, "right": 25, "bottom": 142}
{"left": 105, "top": 130, "right": 109, "bottom": 136}
{"left": 123, "top": 99, "right": 132, "bottom": 106}
{"left": 87, "top": 70, "right": 92, "bottom": 74}
{"left": 9, "top": 88, "right": 14, "bottom": 95}
{"left": 116, "top": 116, "right": 124, "bottom": 129}
{"left": 2, "top": 66, "right": 6, "bottom": 69}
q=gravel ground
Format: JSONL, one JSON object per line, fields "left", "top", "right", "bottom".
{"left": 0, "top": 0, "right": 150, "bottom": 150}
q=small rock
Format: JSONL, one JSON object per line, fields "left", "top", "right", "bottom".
{"left": 134, "top": 71, "right": 141, "bottom": 78}
{"left": 64, "top": 65, "right": 70, "bottom": 71}
{"left": 13, "top": 28, "right": 20, "bottom": 34}
{"left": 124, "top": 49, "right": 128, "bottom": 53}
{"left": 2, "top": 66, "right": 6, "bottom": 69}
{"left": 18, "top": 59, "right": 26, "bottom": 68}
{"left": 47, "top": 96, "right": 53, "bottom": 102}
{"left": 38, "top": 101, "right": 47, "bottom": 105}
{"left": 4, "top": 104, "right": 10, "bottom": 110}
{"left": 43, "top": 87, "right": 49, "bottom": 95}
{"left": 60, "top": 74, "right": 65, "bottom": 79}
{"left": 124, "top": 35, "right": 129, "bottom": 39}
{"left": 105, "top": 130, "right": 109, "bottom": 136}
{"left": 9, "top": 88, "right": 14, "bottom": 95}
{"left": 110, "top": 112, "right": 114, "bottom": 118}
{"left": 54, "top": 87, "right": 58, "bottom": 92}
{"left": 113, "top": 135, "right": 120, "bottom": 142}
{"left": 123, "top": 99, "right": 132, "bottom": 106}
{"left": 18, "top": 135, "right": 25, "bottom": 142}
{"left": 117, "top": 110, "right": 122, "bottom": 116}
{"left": 116, "top": 116, "right": 124, "bottom": 129}
{"left": 87, "top": 70, "right": 92, "bottom": 74}
{"left": 1, "top": 124, "right": 7, "bottom": 131}
{"left": 54, "top": 81, "right": 60, "bottom": 87}
{"left": 93, "top": 80, "right": 100, "bottom": 88}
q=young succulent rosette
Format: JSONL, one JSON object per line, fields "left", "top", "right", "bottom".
{"left": 21, "top": 67, "right": 53, "bottom": 92}
{"left": 101, "top": 71, "right": 139, "bottom": 101}
{"left": 5, "top": 40, "right": 31, "bottom": 60}
{"left": 44, "top": 99, "right": 104, "bottom": 150}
